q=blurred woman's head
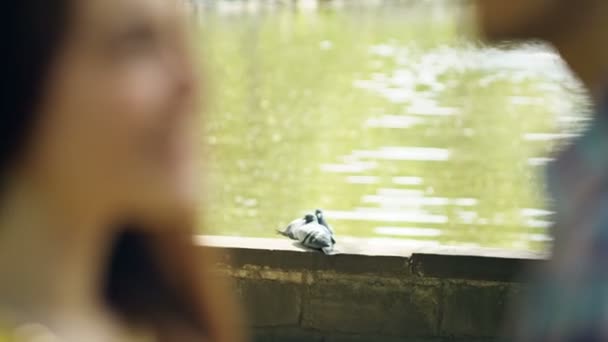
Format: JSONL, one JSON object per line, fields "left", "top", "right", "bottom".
{"left": 4, "top": 0, "right": 243, "bottom": 340}
{"left": 8, "top": 0, "right": 200, "bottom": 227}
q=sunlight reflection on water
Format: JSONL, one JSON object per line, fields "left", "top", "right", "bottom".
{"left": 318, "top": 41, "right": 582, "bottom": 248}
{"left": 202, "top": 1, "right": 590, "bottom": 251}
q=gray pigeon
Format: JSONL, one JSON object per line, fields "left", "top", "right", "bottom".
{"left": 315, "top": 209, "right": 334, "bottom": 236}
{"left": 278, "top": 211, "right": 336, "bottom": 255}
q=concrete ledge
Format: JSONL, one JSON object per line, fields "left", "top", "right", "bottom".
{"left": 197, "top": 235, "right": 545, "bottom": 341}
{"left": 198, "top": 235, "right": 546, "bottom": 259}
{"left": 198, "top": 235, "right": 545, "bottom": 281}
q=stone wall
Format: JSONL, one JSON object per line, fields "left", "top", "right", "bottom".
{"left": 198, "top": 236, "right": 545, "bottom": 342}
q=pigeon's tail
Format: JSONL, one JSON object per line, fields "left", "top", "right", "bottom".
{"left": 276, "top": 229, "right": 288, "bottom": 237}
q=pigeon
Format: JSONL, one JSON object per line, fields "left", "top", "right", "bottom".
{"left": 278, "top": 211, "right": 336, "bottom": 255}
{"left": 315, "top": 209, "right": 334, "bottom": 235}
{"left": 278, "top": 213, "right": 315, "bottom": 240}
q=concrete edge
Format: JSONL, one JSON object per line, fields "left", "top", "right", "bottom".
{"left": 196, "top": 235, "right": 547, "bottom": 259}
{"left": 196, "top": 235, "right": 547, "bottom": 282}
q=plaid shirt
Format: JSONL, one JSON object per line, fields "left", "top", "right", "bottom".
{"left": 515, "top": 98, "right": 608, "bottom": 341}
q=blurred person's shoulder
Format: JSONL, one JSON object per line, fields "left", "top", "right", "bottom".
{"left": 547, "top": 102, "right": 608, "bottom": 221}
{"left": 544, "top": 97, "right": 608, "bottom": 264}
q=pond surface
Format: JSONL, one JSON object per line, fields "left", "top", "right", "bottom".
{"left": 198, "top": 0, "right": 590, "bottom": 251}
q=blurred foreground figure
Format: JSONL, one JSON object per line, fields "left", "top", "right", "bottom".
{"left": 476, "top": 0, "right": 608, "bottom": 340}
{"left": 2, "top": 0, "right": 245, "bottom": 341}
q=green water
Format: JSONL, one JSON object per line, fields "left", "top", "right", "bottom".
{"left": 198, "top": 1, "right": 589, "bottom": 251}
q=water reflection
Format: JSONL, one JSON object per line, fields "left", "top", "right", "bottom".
{"left": 200, "top": 1, "right": 590, "bottom": 251}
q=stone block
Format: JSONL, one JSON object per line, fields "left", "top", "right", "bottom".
{"left": 325, "top": 334, "right": 441, "bottom": 342}
{"left": 440, "top": 282, "right": 515, "bottom": 337}
{"left": 302, "top": 280, "right": 440, "bottom": 336}
{"left": 226, "top": 248, "right": 314, "bottom": 271}
{"left": 239, "top": 279, "right": 302, "bottom": 327}
{"left": 310, "top": 253, "right": 410, "bottom": 276}
{"left": 252, "top": 328, "right": 323, "bottom": 342}
{"left": 410, "top": 254, "right": 542, "bottom": 282}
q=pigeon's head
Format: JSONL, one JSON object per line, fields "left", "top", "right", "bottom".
{"left": 304, "top": 213, "right": 316, "bottom": 223}
{"left": 315, "top": 209, "right": 324, "bottom": 220}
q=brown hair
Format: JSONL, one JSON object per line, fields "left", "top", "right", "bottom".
{"left": 3, "top": 1, "right": 245, "bottom": 340}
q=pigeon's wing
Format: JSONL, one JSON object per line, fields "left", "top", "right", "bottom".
{"left": 293, "top": 221, "right": 311, "bottom": 242}
{"left": 298, "top": 223, "right": 334, "bottom": 251}
{"left": 278, "top": 218, "right": 305, "bottom": 240}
